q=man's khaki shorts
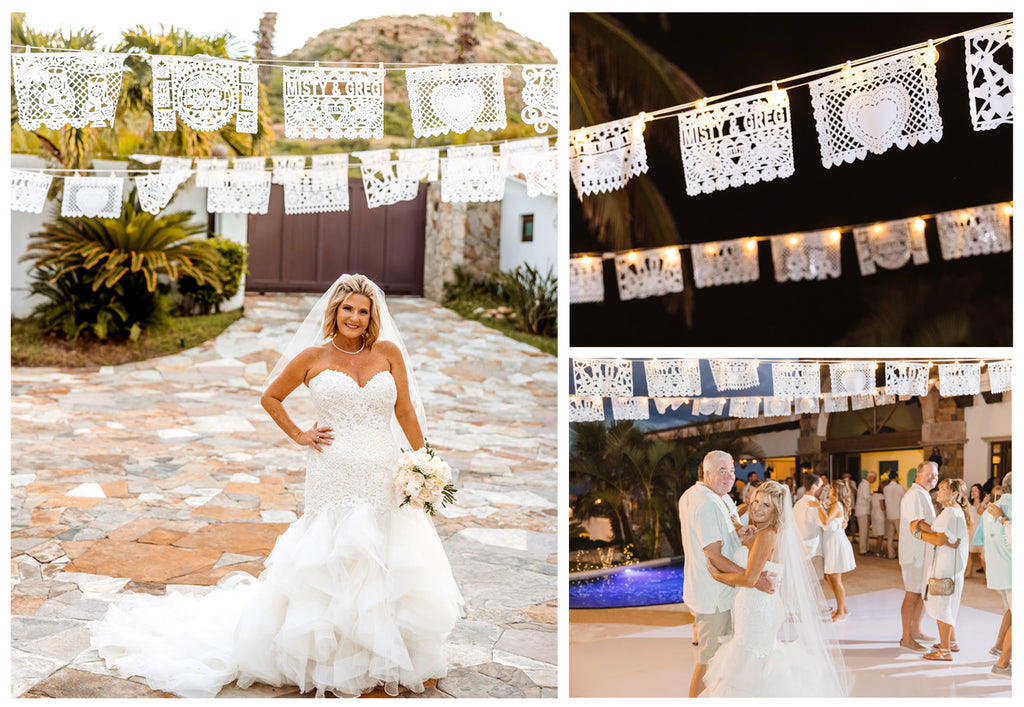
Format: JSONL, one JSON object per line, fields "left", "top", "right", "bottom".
{"left": 694, "top": 609, "right": 732, "bottom": 664}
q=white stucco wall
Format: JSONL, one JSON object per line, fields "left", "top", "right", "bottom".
{"left": 963, "top": 392, "right": 1012, "bottom": 488}
{"left": 498, "top": 177, "right": 556, "bottom": 275}
{"left": 751, "top": 428, "right": 801, "bottom": 458}
{"left": 10, "top": 156, "right": 243, "bottom": 318}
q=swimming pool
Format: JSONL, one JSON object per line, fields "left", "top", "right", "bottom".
{"left": 569, "top": 565, "right": 686, "bottom": 609}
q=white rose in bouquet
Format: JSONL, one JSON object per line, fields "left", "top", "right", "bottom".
{"left": 394, "top": 441, "right": 458, "bottom": 516}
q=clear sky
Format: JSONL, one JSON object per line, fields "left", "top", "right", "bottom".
{"left": 19, "top": 8, "right": 564, "bottom": 62}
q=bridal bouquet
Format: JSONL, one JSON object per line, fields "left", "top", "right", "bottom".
{"left": 395, "top": 441, "right": 457, "bottom": 515}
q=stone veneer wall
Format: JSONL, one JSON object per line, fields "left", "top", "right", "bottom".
{"left": 920, "top": 390, "right": 967, "bottom": 479}
{"left": 422, "top": 182, "right": 502, "bottom": 302}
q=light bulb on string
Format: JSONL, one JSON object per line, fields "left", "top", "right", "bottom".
{"left": 913, "top": 218, "right": 926, "bottom": 232}
{"left": 830, "top": 229, "right": 842, "bottom": 242}
{"left": 1004, "top": 204, "right": 1014, "bottom": 217}
{"left": 923, "top": 40, "right": 938, "bottom": 64}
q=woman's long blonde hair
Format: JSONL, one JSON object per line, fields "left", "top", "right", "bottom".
{"left": 322, "top": 274, "right": 381, "bottom": 348}
{"left": 754, "top": 480, "right": 787, "bottom": 532}
{"left": 941, "top": 478, "right": 971, "bottom": 521}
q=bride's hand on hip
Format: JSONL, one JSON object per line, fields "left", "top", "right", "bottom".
{"left": 298, "top": 422, "right": 334, "bottom": 452}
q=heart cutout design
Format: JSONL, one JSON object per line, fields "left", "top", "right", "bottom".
{"left": 840, "top": 369, "right": 869, "bottom": 394}
{"left": 431, "top": 82, "right": 485, "bottom": 132}
{"left": 74, "top": 186, "right": 112, "bottom": 216}
{"left": 844, "top": 84, "right": 910, "bottom": 154}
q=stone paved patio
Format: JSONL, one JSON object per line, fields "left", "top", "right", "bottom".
{"left": 11, "top": 294, "right": 558, "bottom": 698}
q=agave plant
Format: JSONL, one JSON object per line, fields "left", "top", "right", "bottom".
{"left": 496, "top": 264, "right": 557, "bottom": 337}
{"left": 22, "top": 197, "right": 220, "bottom": 340}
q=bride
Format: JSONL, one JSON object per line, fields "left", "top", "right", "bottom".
{"left": 90, "top": 274, "right": 465, "bottom": 698}
{"left": 701, "top": 480, "right": 848, "bottom": 697}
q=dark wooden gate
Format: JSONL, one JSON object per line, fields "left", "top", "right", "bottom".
{"left": 246, "top": 177, "right": 426, "bottom": 294}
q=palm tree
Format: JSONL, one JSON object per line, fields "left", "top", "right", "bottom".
{"left": 570, "top": 13, "right": 705, "bottom": 325}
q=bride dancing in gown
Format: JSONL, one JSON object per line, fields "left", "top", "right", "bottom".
{"left": 90, "top": 274, "right": 465, "bottom": 698}
{"left": 701, "top": 481, "right": 848, "bottom": 697}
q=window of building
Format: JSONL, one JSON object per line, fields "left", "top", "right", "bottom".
{"left": 990, "top": 440, "right": 1011, "bottom": 480}
{"left": 521, "top": 214, "right": 534, "bottom": 242}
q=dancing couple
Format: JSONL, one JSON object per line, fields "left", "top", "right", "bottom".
{"left": 679, "top": 451, "right": 848, "bottom": 697}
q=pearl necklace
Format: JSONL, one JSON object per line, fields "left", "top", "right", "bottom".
{"left": 331, "top": 338, "right": 364, "bottom": 355}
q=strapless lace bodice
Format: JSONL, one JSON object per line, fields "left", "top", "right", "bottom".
{"left": 732, "top": 560, "right": 784, "bottom": 658}
{"left": 304, "top": 369, "right": 399, "bottom": 514}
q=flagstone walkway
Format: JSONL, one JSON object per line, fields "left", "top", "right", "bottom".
{"left": 11, "top": 294, "right": 558, "bottom": 698}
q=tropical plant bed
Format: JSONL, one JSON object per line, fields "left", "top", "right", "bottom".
{"left": 443, "top": 294, "right": 556, "bottom": 356}
{"left": 11, "top": 310, "right": 243, "bottom": 368}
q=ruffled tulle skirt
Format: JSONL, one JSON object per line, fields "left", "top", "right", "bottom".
{"left": 90, "top": 504, "right": 464, "bottom": 698}
{"left": 702, "top": 634, "right": 844, "bottom": 697}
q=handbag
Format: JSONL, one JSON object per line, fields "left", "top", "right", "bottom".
{"left": 924, "top": 522, "right": 961, "bottom": 598}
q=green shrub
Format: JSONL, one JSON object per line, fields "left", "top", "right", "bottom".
{"left": 496, "top": 264, "right": 557, "bottom": 337}
{"left": 178, "top": 237, "right": 249, "bottom": 315}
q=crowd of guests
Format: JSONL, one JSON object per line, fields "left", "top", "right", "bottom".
{"left": 733, "top": 464, "right": 1012, "bottom": 677}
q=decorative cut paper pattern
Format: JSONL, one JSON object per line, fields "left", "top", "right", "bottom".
{"left": 283, "top": 66, "right": 384, "bottom": 140}
{"left": 852, "top": 219, "right": 929, "bottom": 275}
{"left": 677, "top": 89, "right": 795, "bottom": 195}
{"left": 824, "top": 393, "right": 849, "bottom": 413}
{"left": 11, "top": 170, "right": 53, "bottom": 213}
{"left": 283, "top": 169, "right": 350, "bottom": 215}
{"left": 569, "top": 257, "right": 605, "bottom": 304}
{"left": 794, "top": 396, "right": 820, "bottom": 414}
{"left": 160, "top": 157, "right": 193, "bottom": 172}
{"left": 406, "top": 64, "right": 510, "bottom": 138}
{"left": 964, "top": 25, "right": 1013, "bottom": 131}
{"left": 353, "top": 150, "right": 415, "bottom": 209}
{"left": 232, "top": 156, "right": 266, "bottom": 171}
{"left": 569, "top": 396, "right": 605, "bottom": 422}
{"left": 772, "top": 362, "right": 820, "bottom": 398}
{"left": 809, "top": 49, "right": 943, "bottom": 168}
{"left": 770, "top": 230, "right": 842, "bottom": 282}
{"left": 730, "top": 397, "right": 760, "bottom": 419}
{"left": 830, "top": 362, "right": 876, "bottom": 396}
{"left": 709, "top": 359, "right": 759, "bottom": 392}
{"left": 692, "top": 398, "right": 727, "bottom": 416}
{"left": 272, "top": 156, "right": 307, "bottom": 184}
{"left": 501, "top": 139, "right": 557, "bottom": 196}
{"left": 988, "top": 360, "right": 1012, "bottom": 394}
{"left": 195, "top": 159, "right": 229, "bottom": 187}
{"left": 569, "top": 115, "right": 648, "bottom": 196}
{"left": 690, "top": 238, "right": 760, "bottom": 288}
{"left": 573, "top": 359, "right": 633, "bottom": 397}
{"left": 440, "top": 144, "right": 505, "bottom": 203}
{"left": 644, "top": 359, "right": 701, "bottom": 397}
{"left": 152, "top": 56, "right": 258, "bottom": 133}
{"left": 311, "top": 154, "right": 349, "bottom": 171}
{"left": 206, "top": 170, "right": 272, "bottom": 214}
{"left": 851, "top": 394, "right": 874, "bottom": 411}
{"left": 135, "top": 172, "right": 191, "bottom": 215}
{"left": 520, "top": 65, "right": 557, "bottom": 133}
{"left": 612, "top": 397, "right": 650, "bottom": 421}
{"left": 938, "top": 363, "right": 981, "bottom": 396}
{"left": 874, "top": 393, "right": 896, "bottom": 406}
{"left": 884, "top": 362, "right": 930, "bottom": 397}
{"left": 935, "top": 204, "right": 1012, "bottom": 260}
{"left": 395, "top": 148, "right": 440, "bottom": 182}
{"left": 12, "top": 52, "right": 126, "bottom": 130}
{"left": 654, "top": 398, "right": 689, "bottom": 414}
{"left": 62, "top": 175, "right": 123, "bottom": 218}
{"left": 763, "top": 397, "right": 792, "bottom": 417}
{"left": 614, "top": 247, "right": 684, "bottom": 301}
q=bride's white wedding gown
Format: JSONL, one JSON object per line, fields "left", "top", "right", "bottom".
{"left": 90, "top": 369, "right": 465, "bottom": 698}
{"left": 702, "top": 560, "right": 834, "bottom": 697}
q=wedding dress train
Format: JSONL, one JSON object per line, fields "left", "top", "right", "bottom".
{"left": 90, "top": 369, "right": 465, "bottom": 697}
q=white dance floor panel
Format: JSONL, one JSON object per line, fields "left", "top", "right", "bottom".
{"left": 570, "top": 589, "right": 1011, "bottom": 698}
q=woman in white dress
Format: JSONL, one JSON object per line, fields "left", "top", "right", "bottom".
{"left": 816, "top": 483, "right": 856, "bottom": 621}
{"left": 701, "top": 481, "right": 848, "bottom": 697}
{"left": 90, "top": 274, "right": 465, "bottom": 697}
{"left": 966, "top": 483, "right": 984, "bottom": 577}
{"left": 913, "top": 478, "right": 969, "bottom": 662}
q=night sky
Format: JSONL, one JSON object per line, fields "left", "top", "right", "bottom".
{"left": 569, "top": 12, "right": 1013, "bottom": 346}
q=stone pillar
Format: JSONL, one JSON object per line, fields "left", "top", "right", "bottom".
{"left": 796, "top": 411, "right": 825, "bottom": 474}
{"left": 422, "top": 182, "right": 502, "bottom": 302}
{"left": 920, "top": 388, "right": 967, "bottom": 479}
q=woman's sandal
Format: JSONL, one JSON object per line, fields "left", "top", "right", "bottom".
{"left": 923, "top": 649, "right": 952, "bottom": 661}
{"left": 933, "top": 641, "right": 959, "bottom": 652}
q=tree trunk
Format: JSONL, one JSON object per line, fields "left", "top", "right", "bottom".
{"left": 257, "top": 13, "right": 277, "bottom": 86}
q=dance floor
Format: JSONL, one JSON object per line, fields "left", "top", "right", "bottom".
{"left": 570, "top": 579, "right": 1011, "bottom": 698}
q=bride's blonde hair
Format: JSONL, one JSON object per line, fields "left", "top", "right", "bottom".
{"left": 754, "top": 480, "right": 787, "bottom": 532}
{"left": 322, "top": 274, "right": 381, "bottom": 348}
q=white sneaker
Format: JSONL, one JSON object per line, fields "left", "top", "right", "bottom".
{"left": 991, "top": 664, "right": 1011, "bottom": 678}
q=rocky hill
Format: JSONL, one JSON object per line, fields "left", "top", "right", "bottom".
{"left": 268, "top": 14, "right": 556, "bottom": 152}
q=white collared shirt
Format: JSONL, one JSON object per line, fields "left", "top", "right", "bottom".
{"left": 898, "top": 483, "right": 936, "bottom": 566}
{"left": 679, "top": 482, "right": 740, "bottom": 614}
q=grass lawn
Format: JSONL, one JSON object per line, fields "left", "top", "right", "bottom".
{"left": 443, "top": 294, "right": 556, "bottom": 356}
{"left": 11, "top": 310, "right": 244, "bottom": 368}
